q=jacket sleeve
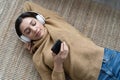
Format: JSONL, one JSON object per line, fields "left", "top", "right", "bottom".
{"left": 23, "top": 1, "right": 63, "bottom": 20}
{"left": 52, "top": 70, "right": 66, "bottom": 80}
{"left": 33, "top": 54, "right": 65, "bottom": 80}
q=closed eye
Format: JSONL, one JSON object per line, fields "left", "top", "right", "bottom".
{"left": 24, "top": 28, "right": 31, "bottom": 35}
{"left": 31, "top": 19, "right": 36, "bottom": 26}
{"left": 23, "top": 19, "right": 36, "bottom": 35}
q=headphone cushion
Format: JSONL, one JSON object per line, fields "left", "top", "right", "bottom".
{"left": 20, "top": 35, "right": 31, "bottom": 43}
{"left": 36, "top": 14, "right": 45, "bottom": 24}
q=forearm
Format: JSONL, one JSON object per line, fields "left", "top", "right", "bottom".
{"left": 54, "top": 62, "right": 64, "bottom": 72}
{"left": 23, "top": 1, "right": 63, "bottom": 19}
{"left": 33, "top": 56, "right": 66, "bottom": 80}
{"left": 51, "top": 41, "right": 69, "bottom": 80}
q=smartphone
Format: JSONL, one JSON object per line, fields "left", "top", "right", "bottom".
{"left": 51, "top": 40, "right": 62, "bottom": 54}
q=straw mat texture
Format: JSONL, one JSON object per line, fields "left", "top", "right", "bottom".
{"left": 0, "top": 0, "right": 120, "bottom": 79}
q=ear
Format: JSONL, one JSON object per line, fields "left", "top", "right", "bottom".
{"left": 20, "top": 35, "right": 31, "bottom": 43}
{"left": 36, "top": 14, "right": 45, "bottom": 24}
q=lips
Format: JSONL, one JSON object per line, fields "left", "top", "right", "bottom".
{"left": 35, "top": 29, "right": 41, "bottom": 37}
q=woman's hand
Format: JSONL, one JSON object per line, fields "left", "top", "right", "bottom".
{"left": 24, "top": 42, "right": 33, "bottom": 54}
{"left": 52, "top": 42, "right": 69, "bottom": 72}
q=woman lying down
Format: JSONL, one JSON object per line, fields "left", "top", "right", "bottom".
{"left": 15, "top": 1, "right": 120, "bottom": 80}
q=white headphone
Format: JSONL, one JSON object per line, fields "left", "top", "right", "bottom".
{"left": 18, "top": 12, "right": 45, "bottom": 43}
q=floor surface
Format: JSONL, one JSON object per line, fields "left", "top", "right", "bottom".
{"left": 0, "top": 0, "right": 120, "bottom": 79}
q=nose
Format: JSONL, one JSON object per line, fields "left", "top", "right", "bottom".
{"left": 30, "top": 26, "right": 37, "bottom": 34}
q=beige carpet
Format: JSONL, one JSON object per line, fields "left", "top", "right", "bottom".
{"left": 0, "top": 0, "right": 120, "bottom": 79}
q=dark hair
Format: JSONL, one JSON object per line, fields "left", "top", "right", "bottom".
{"left": 15, "top": 12, "right": 38, "bottom": 37}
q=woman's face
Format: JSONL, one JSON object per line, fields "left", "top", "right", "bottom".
{"left": 20, "top": 17, "right": 45, "bottom": 40}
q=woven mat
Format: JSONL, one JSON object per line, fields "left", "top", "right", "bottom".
{"left": 0, "top": 0, "right": 120, "bottom": 79}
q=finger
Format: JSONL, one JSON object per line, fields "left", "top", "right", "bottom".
{"left": 24, "top": 43, "right": 31, "bottom": 50}
{"left": 63, "top": 42, "right": 69, "bottom": 57}
{"left": 63, "top": 42, "right": 68, "bottom": 51}
{"left": 24, "top": 43, "right": 27, "bottom": 47}
{"left": 51, "top": 52, "right": 56, "bottom": 57}
{"left": 30, "top": 49, "right": 33, "bottom": 54}
{"left": 24, "top": 43, "right": 28, "bottom": 49}
{"left": 63, "top": 42, "right": 65, "bottom": 49}
{"left": 28, "top": 45, "right": 31, "bottom": 50}
{"left": 60, "top": 42, "right": 64, "bottom": 52}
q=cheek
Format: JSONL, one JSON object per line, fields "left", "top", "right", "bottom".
{"left": 40, "top": 25, "right": 44, "bottom": 29}
{"left": 27, "top": 34, "right": 33, "bottom": 39}
{"left": 37, "top": 24, "right": 44, "bottom": 30}
{"left": 27, "top": 31, "right": 35, "bottom": 39}
{"left": 37, "top": 21, "right": 43, "bottom": 27}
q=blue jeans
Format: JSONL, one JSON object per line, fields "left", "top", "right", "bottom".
{"left": 98, "top": 48, "right": 120, "bottom": 80}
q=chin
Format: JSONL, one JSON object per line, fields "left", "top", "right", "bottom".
{"left": 35, "top": 37, "right": 42, "bottom": 41}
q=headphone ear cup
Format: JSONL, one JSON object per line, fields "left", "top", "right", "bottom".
{"left": 36, "top": 15, "right": 45, "bottom": 24}
{"left": 20, "top": 35, "right": 31, "bottom": 43}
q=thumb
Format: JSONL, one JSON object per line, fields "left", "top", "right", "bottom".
{"left": 51, "top": 52, "right": 57, "bottom": 57}
{"left": 24, "top": 43, "right": 31, "bottom": 50}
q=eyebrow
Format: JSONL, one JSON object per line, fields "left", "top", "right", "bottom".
{"left": 24, "top": 19, "right": 33, "bottom": 33}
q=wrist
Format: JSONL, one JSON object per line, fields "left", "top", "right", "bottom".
{"left": 54, "top": 63, "right": 64, "bottom": 72}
